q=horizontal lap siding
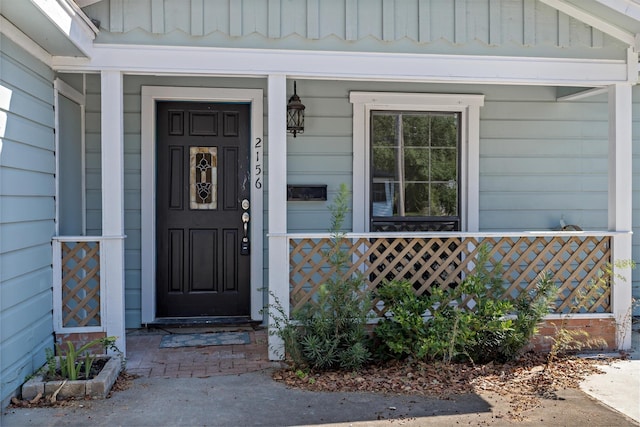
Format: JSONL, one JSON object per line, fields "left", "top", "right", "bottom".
{"left": 85, "top": 76, "right": 638, "bottom": 321}
{"left": 479, "top": 89, "right": 609, "bottom": 231}
{"left": 0, "top": 35, "right": 55, "bottom": 405}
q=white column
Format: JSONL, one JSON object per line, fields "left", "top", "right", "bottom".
{"left": 267, "top": 74, "right": 289, "bottom": 360}
{"left": 608, "top": 83, "right": 633, "bottom": 350}
{"left": 100, "top": 70, "right": 127, "bottom": 355}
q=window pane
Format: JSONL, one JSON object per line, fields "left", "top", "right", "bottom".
{"left": 372, "top": 181, "right": 398, "bottom": 217}
{"left": 402, "top": 114, "right": 431, "bottom": 147}
{"left": 404, "top": 183, "right": 430, "bottom": 216}
{"left": 371, "top": 110, "right": 460, "bottom": 226}
{"left": 430, "top": 115, "right": 458, "bottom": 148}
{"left": 403, "top": 147, "right": 429, "bottom": 181}
{"left": 431, "top": 182, "right": 458, "bottom": 216}
{"left": 431, "top": 148, "right": 457, "bottom": 181}
{"left": 372, "top": 114, "right": 397, "bottom": 147}
{"left": 372, "top": 147, "right": 397, "bottom": 177}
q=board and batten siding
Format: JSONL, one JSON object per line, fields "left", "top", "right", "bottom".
{"left": 0, "top": 34, "right": 55, "bottom": 405}
{"left": 82, "top": 0, "right": 626, "bottom": 59}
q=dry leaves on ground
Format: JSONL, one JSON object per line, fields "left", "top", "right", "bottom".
{"left": 272, "top": 352, "right": 619, "bottom": 420}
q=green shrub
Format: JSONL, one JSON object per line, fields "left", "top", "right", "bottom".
{"left": 372, "top": 279, "right": 431, "bottom": 360}
{"left": 270, "top": 184, "right": 372, "bottom": 371}
{"left": 374, "top": 245, "right": 557, "bottom": 364}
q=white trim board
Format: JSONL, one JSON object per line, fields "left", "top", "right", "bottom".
{"left": 54, "top": 77, "right": 87, "bottom": 236}
{"left": 52, "top": 44, "right": 632, "bottom": 86}
{"left": 31, "top": 0, "right": 98, "bottom": 55}
{"left": 0, "top": 16, "right": 52, "bottom": 65}
{"left": 140, "top": 86, "right": 264, "bottom": 324}
{"left": 350, "top": 92, "right": 484, "bottom": 233}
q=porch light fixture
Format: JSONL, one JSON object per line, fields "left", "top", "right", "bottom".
{"left": 287, "top": 81, "right": 305, "bottom": 137}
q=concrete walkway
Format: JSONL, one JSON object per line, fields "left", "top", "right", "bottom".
{"left": 1, "top": 326, "right": 638, "bottom": 426}
{"left": 579, "top": 327, "right": 640, "bottom": 424}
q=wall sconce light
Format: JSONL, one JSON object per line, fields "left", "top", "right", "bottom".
{"left": 287, "top": 81, "right": 305, "bottom": 138}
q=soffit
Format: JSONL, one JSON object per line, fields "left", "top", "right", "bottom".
{"left": 0, "top": 0, "right": 95, "bottom": 57}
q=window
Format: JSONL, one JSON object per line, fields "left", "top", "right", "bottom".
{"left": 370, "top": 111, "right": 461, "bottom": 231}
{"left": 350, "top": 92, "right": 484, "bottom": 233}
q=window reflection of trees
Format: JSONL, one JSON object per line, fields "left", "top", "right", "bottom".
{"left": 371, "top": 111, "right": 460, "bottom": 230}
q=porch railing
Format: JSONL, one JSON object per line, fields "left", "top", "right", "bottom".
{"left": 53, "top": 236, "right": 105, "bottom": 333}
{"left": 289, "top": 231, "right": 616, "bottom": 317}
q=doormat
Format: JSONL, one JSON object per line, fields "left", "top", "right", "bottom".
{"left": 159, "top": 332, "right": 251, "bottom": 348}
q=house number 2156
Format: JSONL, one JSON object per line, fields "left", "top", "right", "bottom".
{"left": 254, "top": 137, "right": 262, "bottom": 189}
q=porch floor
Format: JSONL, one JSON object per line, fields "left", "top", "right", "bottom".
{"left": 124, "top": 326, "right": 281, "bottom": 378}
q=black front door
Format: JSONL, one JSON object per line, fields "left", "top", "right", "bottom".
{"left": 156, "top": 101, "right": 251, "bottom": 317}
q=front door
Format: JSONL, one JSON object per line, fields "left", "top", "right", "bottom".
{"left": 156, "top": 101, "right": 251, "bottom": 317}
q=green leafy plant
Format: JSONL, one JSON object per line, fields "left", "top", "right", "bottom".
{"left": 372, "top": 279, "right": 432, "bottom": 360}
{"left": 267, "top": 184, "right": 372, "bottom": 371}
{"left": 374, "top": 245, "right": 557, "bottom": 364}
{"left": 51, "top": 336, "right": 119, "bottom": 381}
{"left": 44, "top": 347, "right": 57, "bottom": 379}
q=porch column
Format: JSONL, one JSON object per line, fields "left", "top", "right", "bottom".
{"left": 100, "top": 70, "right": 126, "bottom": 355}
{"left": 608, "top": 83, "right": 633, "bottom": 350}
{"left": 267, "top": 74, "right": 288, "bottom": 360}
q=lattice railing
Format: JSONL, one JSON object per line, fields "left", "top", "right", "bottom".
{"left": 289, "top": 232, "right": 613, "bottom": 317}
{"left": 53, "top": 237, "right": 104, "bottom": 332}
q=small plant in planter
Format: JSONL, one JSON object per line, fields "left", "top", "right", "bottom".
{"left": 21, "top": 336, "right": 123, "bottom": 402}
{"left": 44, "top": 336, "right": 119, "bottom": 381}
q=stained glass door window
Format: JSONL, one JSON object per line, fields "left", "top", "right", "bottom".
{"left": 190, "top": 147, "right": 217, "bottom": 210}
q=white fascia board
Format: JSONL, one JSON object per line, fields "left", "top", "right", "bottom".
{"left": 75, "top": 0, "right": 103, "bottom": 7}
{"left": 30, "top": 0, "right": 97, "bottom": 57}
{"left": 0, "top": 16, "right": 52, "bottom": 65}
{"left": 52, "top": 44, "right": 629, "bottom": 86}
{"left": 539, "top": 0, "right": 637, "bottom": 47}
{"left": 595, "top": 0, "right": 640, "bottom": 22}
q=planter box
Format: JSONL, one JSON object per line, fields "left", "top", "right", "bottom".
{"left": 22, "top": 355, "right": 122, "bottom": 400}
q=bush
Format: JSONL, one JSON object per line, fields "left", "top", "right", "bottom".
{"left": 270, "top": 184, "right": 372, "bottom": 371}
{"left": 374, "top": 245, "right": 557, "bottom": 364}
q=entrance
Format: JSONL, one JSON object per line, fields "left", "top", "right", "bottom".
{"left": 155, "top": 101, "right": 251, "bottom": 317}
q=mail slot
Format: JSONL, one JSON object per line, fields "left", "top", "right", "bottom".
{"left": 287, "top": 185, "right": 327, "bottom": 201}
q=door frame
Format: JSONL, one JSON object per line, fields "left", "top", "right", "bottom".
{"left": 141, "top": 86, "right": 264, "bottom": 323}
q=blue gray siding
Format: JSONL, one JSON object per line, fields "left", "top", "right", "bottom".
{"left": 79, "top": 77, "right": 627, "bottom": 327}
{"left": 0, "top": 34, "right": 55, "bottom": 405}
{"left": 83, "top": 0, "right": 626, "bottom": 59}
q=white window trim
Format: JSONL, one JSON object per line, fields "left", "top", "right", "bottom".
{"left": 350, "top": 92, "right": 484, "bottom": 233}
{"left": 54, "top": 77, "right": 86, "bottom": 237}
{"left": 140, "top": 86, "right": 264, "bottom": 323}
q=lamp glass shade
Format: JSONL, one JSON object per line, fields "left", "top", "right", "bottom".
{"left": 287, "top": 84, "right": 305, "bottom": 137}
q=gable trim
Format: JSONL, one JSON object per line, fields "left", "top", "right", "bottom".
{"left": 539, "top": 0, "right": 637, "bottom": 48}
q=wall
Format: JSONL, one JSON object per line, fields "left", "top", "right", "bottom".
{"left": 82, "top": 0, "right": 626, "bottom": 59}
{"left": 0, "top": 34, "right": 55, "bottom": 405}
{"left": 80, "top": 76, "right": 622, "bottom": 327}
